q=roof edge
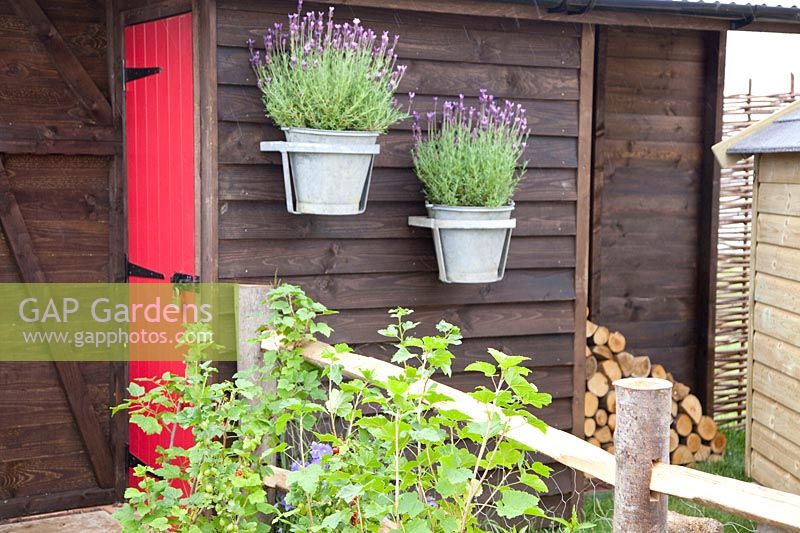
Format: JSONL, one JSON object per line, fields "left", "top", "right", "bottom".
{"left": 713, "top": 100, "right": 800, "bottom": 167}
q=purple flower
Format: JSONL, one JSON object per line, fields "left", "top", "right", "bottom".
{"left": 310, "top": 442, "right": 333, "bottom": 464}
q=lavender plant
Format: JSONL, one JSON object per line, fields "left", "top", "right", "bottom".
{"left": 411, "top": 91, "right": 530, "bottom": 207}
{"left": 249, "top": 2, "right": 407, "bottom": 132}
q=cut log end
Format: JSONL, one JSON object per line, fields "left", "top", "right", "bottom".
{"left": 671, "top": 444, "right": 695, "bottom": 465}
{"left": 680, "top": 394, "right": 702, "bottom": 424}
{"left": 675, "top": 414, "right": 693, "bottom": 437}
{"left": 608, "top": 331, "right": 626, "bottom": 353}
{"left": 587, "top": 372, "right": 610, "bottom": 397}
{"left": 710, "top": 431, "right": 727, "bottom": 455}
{"left": 584, "top": 391, "right": 599, "bottom": 417}
{"left": 630, "top": 355, "right": 652, "bottom": 378}
{"left": 592, "top": 326, "right": 610, "bottom": 346}
{"left": 697, "top": 416, "right": 717, "bottom": 441}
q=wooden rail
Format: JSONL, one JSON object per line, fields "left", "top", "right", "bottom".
{"left": 263, "top": 339, "right": 800, "bottom": 531}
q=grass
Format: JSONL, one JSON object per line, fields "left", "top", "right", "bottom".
{"left": 581, "top": 429, "right": 755, "bottom": 532}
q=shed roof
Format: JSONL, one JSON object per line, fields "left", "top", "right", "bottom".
{"left": 713, "top": 100, "right": 800, "bottom": 167}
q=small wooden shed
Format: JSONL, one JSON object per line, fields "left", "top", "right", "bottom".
{"left": 714, "top": 100, "right": 800, "bottom": 495}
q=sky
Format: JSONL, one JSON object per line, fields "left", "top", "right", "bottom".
{"left": 725, "top": 31, "right": 800, "bottom": 95}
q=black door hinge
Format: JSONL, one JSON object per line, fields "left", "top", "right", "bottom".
{"left": 124, "top": 66, "right": 162, "bottom": 84}
{"left": 126, "top": 257, "right": 165, "bottom": 281}
{"left": 170, "top": 272, "right": 200, "bottom": 284}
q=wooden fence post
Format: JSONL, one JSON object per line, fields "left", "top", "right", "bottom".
{"left": 236, "top": 284, "right": 271, "bottom": 377}
{"left": 613, "top": 377, "right": 673, "bottom": 533}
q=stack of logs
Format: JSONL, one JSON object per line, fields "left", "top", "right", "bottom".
{"left": 585, "top": 319, "right": 728, "bottom": 465}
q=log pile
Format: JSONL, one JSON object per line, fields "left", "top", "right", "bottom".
{"left": 585, "top": 319, "right": 727, "bottom": 465}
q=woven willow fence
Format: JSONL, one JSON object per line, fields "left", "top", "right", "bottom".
{"left": 714, "top": 79, "right": 800, "bottom": 427}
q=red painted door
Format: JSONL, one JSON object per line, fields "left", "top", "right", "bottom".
{"left": 125, "top": 13, "right": 195, "bottom": 472}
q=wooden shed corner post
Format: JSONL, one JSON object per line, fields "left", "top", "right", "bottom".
{"left": 613, "top": 377, "right": 673, "bottom": 533}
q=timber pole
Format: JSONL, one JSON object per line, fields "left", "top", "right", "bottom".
{"left": 613, "top": 377, "right": 673, "bottom": 533}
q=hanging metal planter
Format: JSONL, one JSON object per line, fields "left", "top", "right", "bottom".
{"left": 408, "top": 203, "right": 516, "bottom": 283}
{"left": 260, "top": 127, "right": 380, "bottom": 215}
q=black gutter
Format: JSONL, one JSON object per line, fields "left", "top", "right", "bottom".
{"left": 492, "top": 0, "right": 800, "bottom": 26}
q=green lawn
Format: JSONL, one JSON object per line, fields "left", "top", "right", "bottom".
{"left": 581, "top": 429, "right": 755, "bottom": 532}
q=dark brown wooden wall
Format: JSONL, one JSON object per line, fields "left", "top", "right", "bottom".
{"left": 591, "top": 26, "right": 720, "bottom": 390}
{"left": 215, "top": 0, "right": 589, "bottom": 507}
{"left": 0, "top": 0, "right": 121, "bottom": 519}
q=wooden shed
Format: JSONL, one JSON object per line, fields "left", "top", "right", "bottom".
{"left": 714, "top": 100, "right": 800, "bottom": 495}
{"left": 2, "top": 0, "right": 800, "bottom": 520}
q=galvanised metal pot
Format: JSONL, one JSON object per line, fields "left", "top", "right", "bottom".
{"left": 261, "top": 127, "right": 380, "bottom": 215}
{"left": 409, "top": 203, "right": 516, "bottom": 283}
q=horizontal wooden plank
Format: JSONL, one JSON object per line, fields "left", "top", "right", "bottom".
{"left": 603, "top": 166, "right": 699, "bottom": 192}
{"left": 600, "top": 211, "right": 699, "bottom": 235}
{"left": 756, "top": 242, "right": 800, "bottom": 283}
{"left": 217, "top": 47, "right": 581, "bottom": 100}
{"left": 351, "top": 333, "right": 575, "bottom": 371}
{"left": 219, "top": 201, "right": 576, "bottom": 239}
{"left": 0, "top": 384, "right": 111, "bottom": 430}
{"left": 217, "top": 8, "right": 581, "bottom": 68}
{"left": 217, "top": 85, "right": 579, "bottom": 137}
{"left": 600, "top": 189, "right": 698, "bottom": 218}
{"left": 599, "top": 267, "right": 697, "bottom": 295}
{"left": 599, "top": 244, "right": 698, "bottom": 270}
{"left": 605, "top": 113, "right": 702, "bottom": 143}
{"left": 758, "top": 153, "right": 800, "bottom": 184}
{"left": 754, "top": 302, "right": 800, "bottom": 348}
{"left": 0, "top": 487, "right": 117, "bottom": 520}
{"left": 0, "top": 361, "right": 113, "bottom": 388}
{"left": 0, "top": 451, "right": 96, "bottom": 500}
{"left": 751, "top": 421, "right": 800, "bottom": 489}
{"left": 606, "top": 56, "right": 704, "bottom": 92}
{"left": 751, "top": 451, "right": 800, "bottom": 495}
{"left": 219, "top": 235, "right": 575, "bottom": 277}
{"left": 758, "top": 212, "right": 800, "bottom": 250}
{"left": 602, "top": 140, "right": 702, "bottom": 171}
{"left": 753, "top": 361, "right": 800, "bottom": 415}
{"left": 605, "top": 93, "right": 703, "bottom": 118}
{"left": 758, "top": 183, "right": 800, "bottom": 217}
{"left": 230, "top": 269, "right": 575, "bottom": 310}
{"left": 218, "top": 121, "right": 577, "bottom": 168}
{"left": 221, "top": 0, "right": 581, "bottom": 36}
{"left": 605, "top": 27, "right": 705, "bottom": 62}
{"left": 322, "top": 300, "right": 574, "bottom": 344}
{"left": 754, "top": 272, "right": 800, "bottom": 316}
{"left": 751, "top": 392, "right": 800, "bottom": 460}
{"left": 595, "top": 318, "right": 698, "bottom": 353}
{"left": 598, "top": 295, "right": 695, "bottom": 323}
{"left": 218, "top": 164, "right": 577, "bottom": 203}
{"left": 752, "top": 332, "right": 800, "bottom": 382}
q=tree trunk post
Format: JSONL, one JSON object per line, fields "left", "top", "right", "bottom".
{"left": 613, "top": 377, "right": 673, "bottom": 533}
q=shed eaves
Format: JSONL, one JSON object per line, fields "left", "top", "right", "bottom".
{"left": 728, "top": 109, "right": 800, "bottom": 153}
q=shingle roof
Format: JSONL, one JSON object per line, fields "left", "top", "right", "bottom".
{"left": 713, "top": 100, "right": 800, "bottom": 166}
{"left": 728, "top": 109, "right": 800, "bottom": 153}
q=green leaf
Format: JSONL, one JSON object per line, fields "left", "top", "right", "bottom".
{"left": 404, "top": 518, "right": 433, "bottom": 533}
{"left": 488, "top": 348, "right": 530, "bottom": 370}
{"left": 410, "top": 427, "right": 446, "bottom": 443}
{"left": 397, "top": 492, "right": 425, "bottom": 519}
{"left": 127, "top": 382, "right": 146, "bottom": 397}
{"left": 320, "top": 510, "right": 349, "bottom": 529}
{"left": 464, "top": 361, "right": 496, "bottom": 377}
{"left": 287, "top": 463, "right": 323, "bottom": 494}
{"left": 519, "top": 472, "right": 548, "bottom": 493}
{"left": 130, "top": 414, "right": 162, "bottom": 435}
{"left": 496, "top": 489, "right": 542, "bottom": 519}
{"left": 336, "top": 483, "right": 364, "bottom": 502}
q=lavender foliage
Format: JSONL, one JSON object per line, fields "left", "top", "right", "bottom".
{"left": 248, "top": 1, "right": 407, "bottom": 131}
{"left": 411, "top": 90, "right": 530, "bottom": 207}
